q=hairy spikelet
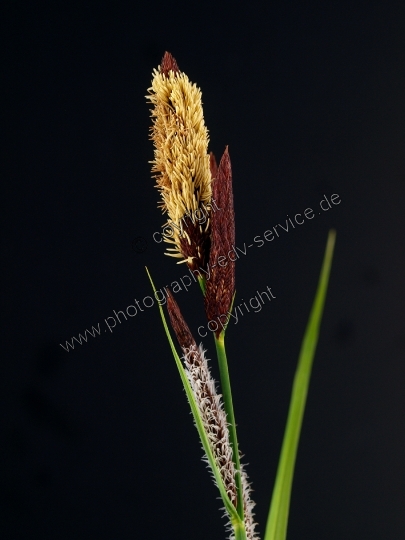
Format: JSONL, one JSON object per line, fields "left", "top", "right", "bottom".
{"left": 147, "top": 52, "right": 212, "bottom": 270}
{"left": 225, "top": 465, "right": 258, "bottom": 540}
{"left": 240, "top": 465, "right": 259, "bottom": 540}
{"left": 166, "top": 291, "right": 237, "bottom": 507}
{"left": 183, "top": 344, "right": 237, "bottom": 508}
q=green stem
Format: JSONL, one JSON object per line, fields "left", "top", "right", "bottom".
{"left": 215, "top": 332, "right": 244, "bottom": 522}
{"left": 234, "top": 520, "right": 247, "bottom": 540}
{"left": 264, "top": 229, "right": 336, "bottom": 540}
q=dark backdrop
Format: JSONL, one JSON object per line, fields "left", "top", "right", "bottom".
{"left": 2, "top": 1, "right": 405, "bottom": 539}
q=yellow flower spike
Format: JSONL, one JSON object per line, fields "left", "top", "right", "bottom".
{"left": 147, "top": 52, "right": 212, "bottom": 271}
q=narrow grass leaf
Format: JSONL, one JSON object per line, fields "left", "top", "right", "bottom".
{"left": 264, "top": 229, "right": 336, "bottom": 540}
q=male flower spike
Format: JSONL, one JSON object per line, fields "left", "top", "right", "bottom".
{"left": 147, "top": 52, "right": 212, "bottom": 271}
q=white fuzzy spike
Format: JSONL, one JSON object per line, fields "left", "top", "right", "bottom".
{"left": 182, "top": 344, "right": 259, "bottom": 539}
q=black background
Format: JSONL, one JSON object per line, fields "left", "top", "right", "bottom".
{"left": 2, "top": 1, "right": 405, "bottom": 539}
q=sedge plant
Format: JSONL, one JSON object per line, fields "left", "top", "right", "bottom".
{"left": 145, "top": 52, "right": 336, "bottom": 540}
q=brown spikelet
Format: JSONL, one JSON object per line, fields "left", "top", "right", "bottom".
{"left": 160, "top": 51, "right": 180, "bottom": 75}
{"left": 166, "top": 289, "right": 196, "bottom": 350}
{"left": 204, "top": 147, "right": 235, "bottom": 336}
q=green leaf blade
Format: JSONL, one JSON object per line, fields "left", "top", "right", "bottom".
{"left": 264, "top": 229, "right": 336, "bottom": 540}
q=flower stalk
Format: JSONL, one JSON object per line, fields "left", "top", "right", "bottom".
{"left": 145, "top": 51, "right": 336, "bottom": 540}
